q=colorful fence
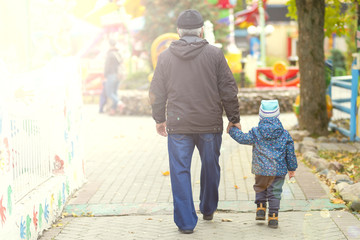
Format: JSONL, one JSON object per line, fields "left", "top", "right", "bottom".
{"left": 0, "top": 57, "right": 85, "bottom": 240}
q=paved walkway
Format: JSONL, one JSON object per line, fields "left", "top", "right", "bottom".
{"left": 40, "top": 105, "right": 360, "bottom": 240}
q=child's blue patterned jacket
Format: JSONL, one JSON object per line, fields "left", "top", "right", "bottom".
{"left": 229, "top": 117, "right": 297, "bottom": 176}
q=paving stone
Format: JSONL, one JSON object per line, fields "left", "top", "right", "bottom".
{"left": 317, "top": 143, "right": 341, "bottom": 151}
{"left": 40, "top": 212, "right": 357, "bottom": 240}
{"left": 353, "top": 142, "right": 360, "bottom": 151}
{"left": 337, "top": 143, "right": 358, "bottom": 153}
{"left": 38, "top": 105, "right": 360, "bottom": 240}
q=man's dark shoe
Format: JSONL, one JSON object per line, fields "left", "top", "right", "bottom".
{"left": 178, "top": 228, "right": 194, "bottom": 234}
{"left": 256, "top": 203, "right": 266, "bottom": 220}
{"left": 268, "top": 213, "right": 278, "bottom": 228}
{"left": 203, "top": 212, "right": 214, "bottom": 220}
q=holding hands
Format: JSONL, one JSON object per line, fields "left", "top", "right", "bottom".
{"left": 226, "top": 122, "right": 241, "bottom": 133}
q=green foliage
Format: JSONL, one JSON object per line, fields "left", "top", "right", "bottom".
{"left": 139, "top": 0, "right": 229, "bottom": 56}
{"left": 324, "top": 0, "right": 346, "bottom": 37}
{"left": 234, "top": 0, "right": 253, "bottom": 13}
{"left": 343, "top": 3, "right": 358, "bottom": 71}
{"left": 121, "top": 70, "right": 151, "bottom": 90}
{"left": 286, "top": 0, "right": 360, "bottom": 72}
{"left": 233, "top": 72, "right": 240, "bottom": 85}
{"left": 265, "top": 55, "right": 287, "bottom": 67}
{"left": 329, "top": 49, "right": 346, "bottom": 76}
{"left": 286, "top": 0, "right": 360, "bottom": 37}
{"left": 233, "top": 73, "right": 253, "bottom": 88}
{"left": 325, "top": 61, "right": 333, "bottom": 88}
{"left": 286, "top": 0, "right": 297, "bottom": 21}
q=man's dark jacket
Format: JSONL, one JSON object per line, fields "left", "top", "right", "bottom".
{"left": 149, "top": 36, "right": 240, "bottom": 134}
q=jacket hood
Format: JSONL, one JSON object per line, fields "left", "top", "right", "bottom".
{"left": 169, "top": 38, "right": 208, "bottom": 60}
{"left": 258, "top": 117, "right": 284, "bottom": 140}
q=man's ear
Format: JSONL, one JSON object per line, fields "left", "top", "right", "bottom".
{"left": 177, "top": 28, "right": 180, "bottom": 37}
{"left": 200, "top": 27, "right": 204, "bottom": 38}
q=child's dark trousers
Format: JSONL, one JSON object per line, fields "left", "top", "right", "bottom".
{"left": 253, "top": 175, "right": 285, "bottom": 215}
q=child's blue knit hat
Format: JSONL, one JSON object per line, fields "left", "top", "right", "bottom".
{"left": 259, "top": 100, "right": 280, "bottom": 119}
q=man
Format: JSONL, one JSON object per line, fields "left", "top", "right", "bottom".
{"left": 99, "top": 39, "right": 125, "bottom": 115}
{"left": 149, "top": 9, "right": 241, "bottom": 234}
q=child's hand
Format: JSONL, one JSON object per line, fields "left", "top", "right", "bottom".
{"left": 226, "top": 122, "right": 241, "bottom": 133}
{"left": 288, "top": 171, "right": 295, "bottom": 179}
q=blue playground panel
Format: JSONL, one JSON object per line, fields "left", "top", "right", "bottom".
{"left": 328, "top": 65, "right": 360, "bottom": 141}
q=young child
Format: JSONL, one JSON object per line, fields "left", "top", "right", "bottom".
{"left": 229, "top": 99, "right": 297, "bottom": 228}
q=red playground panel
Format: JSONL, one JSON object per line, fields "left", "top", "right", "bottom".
{"left": 256, "top": 67, "right": 300, "bottom": 87}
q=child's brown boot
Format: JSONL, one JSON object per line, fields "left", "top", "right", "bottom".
{"left": 256, "top": 203, "right": 266, "bottom": 220}
{"left": 268, "top": 213, "right": 278, "bottom": 228}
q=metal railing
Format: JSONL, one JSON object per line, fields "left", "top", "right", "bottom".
{"left": 328, "top": 56, "right": 360, "bottom": 141}
{"left": 1, "top": 56, "right": 83, "bottom": 202}
{"left": 9, "top": 116, "right": 53, "bottom": 201}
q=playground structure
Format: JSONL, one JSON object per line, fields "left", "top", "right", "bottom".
{"left": 328, "top": 53, "right": 360, "bottom": 141}
{"left": 151, "top": 33, "right": 179, "bottom": 69}
{"left": 255, "top": 61, "right": 300, "bottom": 87}
{"left": 77, "top": 0, "right": 147, "bottom": 97}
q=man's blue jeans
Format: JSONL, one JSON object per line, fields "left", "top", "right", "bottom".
{"left": 168, "top": 133, "right": 222, "bottom": 230}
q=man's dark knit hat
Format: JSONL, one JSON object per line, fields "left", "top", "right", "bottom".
{"left": 177, "top": 9, "right": 204, "bottom": 29}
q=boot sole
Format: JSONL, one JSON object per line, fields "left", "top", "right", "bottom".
{"left": 203, "top": 213, "right": 214, "bottom": 220}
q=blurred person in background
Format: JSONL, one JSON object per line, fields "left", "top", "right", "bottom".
{"left": 99, "top": 38, "right": 125, "bottom": 115}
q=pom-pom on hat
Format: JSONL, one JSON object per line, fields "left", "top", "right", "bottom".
{"left": 177, "top": 9, "right": 204, "bottom": 29}
{"left": 259, "top": 100, "right": 280, "bottom": 119}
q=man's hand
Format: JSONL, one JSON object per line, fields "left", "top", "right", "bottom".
{"left": 156, "top": 122, "right": 168, "bottom": 137}
{"left": 226, "top": 122, "right": 241, "bottom": 133}
{"left": 288, "top": 171, "right": 295, "bottom": 179}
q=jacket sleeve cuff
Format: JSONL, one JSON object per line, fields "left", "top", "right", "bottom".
{"left": 229, "top": 116, "right": 240, "bottom": 124}
{"left": 155, "top": 119, "right": 166, "bottom": 124}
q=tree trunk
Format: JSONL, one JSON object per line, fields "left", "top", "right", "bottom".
{"left": 296, "top": 0, "right": 328, "bottom": 136}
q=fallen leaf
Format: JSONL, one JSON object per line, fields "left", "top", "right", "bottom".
{"left": 305, "top": 213, "right": 312, "bottom": 217}
{"left": 331, "top": 198, "right": 345, "bottom": 204}
{"left": 86, "top": 212, "right": 94, "bottom": 217}
{"left": 347, "top": 164, "right": 355, "bottom": 171}
{"left": 234, "top": 185, "right": 239, "bottom": 189}
{"left": 161, "top": 171, "right": 170, "bottom": 176}
{"left": 243, "top": 176, "right": 248, "bottom": 179}
{"left": 146, "top": 218, "right": 153, "bottom": 220}
{"left": 222, "top": 218, "right": 232, "bottom": 222}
